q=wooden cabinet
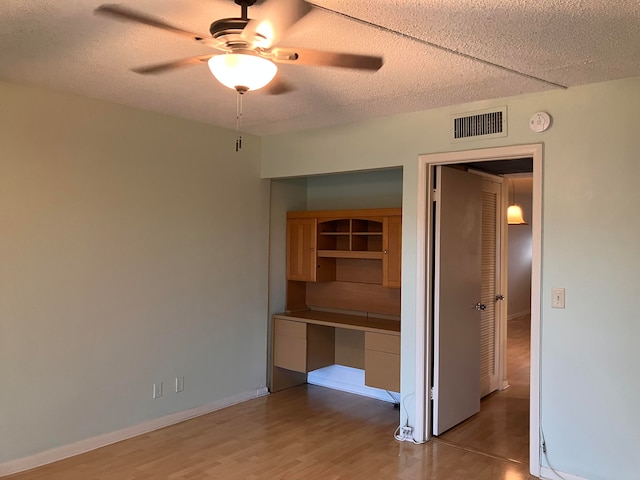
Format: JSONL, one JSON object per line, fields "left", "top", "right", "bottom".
{"left": 277, "top": 209, "right": 402, "bottom": 395}
{"left": 364, "top": 332, "right": 400, "bottom": 392}
{"left": 286, "top": 217, "right": 336, "bottom": 283}
{"left": 273, "top": 318, "right": 335, "bottom": 373}
{"left": 383, "top": 215, "right": 402, "bottom": 288}
{"left": 286, "top": 209, "right": 402, "bottom": 287}
{"left": 286, "top": 218, "right": 317, "bottom": 282}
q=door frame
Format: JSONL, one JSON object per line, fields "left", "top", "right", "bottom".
{"left": 413, "top": 144, "right": 542, "bottom": 477}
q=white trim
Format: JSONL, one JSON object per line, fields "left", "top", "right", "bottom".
{"left": 415, "top": 144, "right": 543, "bottom": 478}
{"left": 508, "top": 309, "right": 532, "bottom": 320}
{"left": 529, "top": 144, "right": 543, "bottom": 478}
{"left": 0, "top": 388, "right": 269, "bottom": 477}
{"left": 540, "top": 466, "right": 591, "bottom": 480}
{"left": 413, "top": 156, "right": 430, "bottom": 442}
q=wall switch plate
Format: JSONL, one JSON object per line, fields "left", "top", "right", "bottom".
{"left": 175, "top": 376, "right": 184, "bottom": 393}
{"left": 551, "top": 288, "right": 565, "bottom": 309}
{"left": 153, "top": 382, "right": 163, "bottom": 399}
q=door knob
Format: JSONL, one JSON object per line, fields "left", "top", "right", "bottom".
{"left": 475, "top": 303, "right": 487, "bottom": 311}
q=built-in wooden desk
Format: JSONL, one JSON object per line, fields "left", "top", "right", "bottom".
{"left": 271, "top": 309, "right": 400, "bottom": 393}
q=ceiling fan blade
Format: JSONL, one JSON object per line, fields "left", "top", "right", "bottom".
{"left": 270, "top": 47, "right": 383, "bottom": 71}
{"left": 94, "top": 4, "right": 209, "bottom": 42}
{"left": 242, "top": 0, "right": 311, "bottom": 49}
{"left": 132, "top": 55, "right": 214, "bottom": 75}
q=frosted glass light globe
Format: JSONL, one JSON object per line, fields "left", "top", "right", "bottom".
{"left": 208, "top": 53, "right": 277, "bottom": 92}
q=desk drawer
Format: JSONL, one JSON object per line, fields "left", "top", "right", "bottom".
{"left": 274, "top": 318, "right": 307, "bottom": 340}
{"left": 273, "top": 318, "right": 334, "bottom": 373}
{"left": 365, "top": 332, "right": 400, "bottom": 392}
{"left": 365, "top": 350, "right": 400, "bottom": 392}
{"left": 365, "top": 332, "right": 400, "bottom": 354}
{"left": 274, "top": 335, "right": 307, "bottom": 372}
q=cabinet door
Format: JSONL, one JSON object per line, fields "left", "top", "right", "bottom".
{"left": 382, "top": 216, "right": 402, "bottom": 288}
{"left": 287, "top": 218, "right": 317, "bottom": 282}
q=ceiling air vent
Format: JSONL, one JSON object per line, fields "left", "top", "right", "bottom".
{"left": 452, "top": 107, "right": 507, "bottom": 142}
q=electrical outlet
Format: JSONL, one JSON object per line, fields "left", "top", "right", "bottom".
{"left": 175, "top": 376, "right": 184, "bottom": 393}
{"left": 153, "top": 382, "right": 163, "bottom": 399}
{"left": 400, "top": 426, "right": 413, "bottom": 441}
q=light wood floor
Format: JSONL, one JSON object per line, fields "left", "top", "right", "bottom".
{"left": 6, "top": 317, "right": 534, "bottom": 480}
{"left": 439, "top": 313, "right": 531, "bottom": 464}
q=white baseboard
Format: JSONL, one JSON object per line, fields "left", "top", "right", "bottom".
{"left": 0, "top": 387, "right": 269, "bottom": 478}
{"left": 540, "top": 466, "right": 590, "bottom": 480}
{"left": 508, "top": 309, "right": 531, "bottom": 320}
{"left": 307, "top": 365, "right": 399, "bottom": 403}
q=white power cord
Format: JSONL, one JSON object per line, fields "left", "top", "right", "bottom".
{"left": 541, "top": 429, "right": 568, "bottom": 480}
{"left": 392, "top": 392, "right": 424, "bottom": 444}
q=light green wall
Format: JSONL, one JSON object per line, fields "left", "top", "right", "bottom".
{"left": 262, "top": 77, "right": 640, "bottom": 480}
{"left": 0, "top": 81, "right": 270, "bottom": 463}
{"left": 268, "top": 178, "right": 308, "bottom": 318}
{"left": 267, "top": 178, "right": 307, "bottom": 387}
{"left": 306, "top": 168, "right": 403, "bottom": 210}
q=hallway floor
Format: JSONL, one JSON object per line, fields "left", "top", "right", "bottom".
{"left": 438, "top": 313, "right": 531, "bottom": 464}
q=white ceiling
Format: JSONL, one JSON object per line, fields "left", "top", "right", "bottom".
{"left": 1, "top": 0, "right": 639, "bottom": 135}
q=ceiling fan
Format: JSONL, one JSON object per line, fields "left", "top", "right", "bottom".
{"left": 95, "top": 0, "right": 384, "bottom": 94}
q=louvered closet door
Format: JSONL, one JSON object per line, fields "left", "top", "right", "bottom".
{"left": 480, "top": 179, "right": 501, "bottom": 397}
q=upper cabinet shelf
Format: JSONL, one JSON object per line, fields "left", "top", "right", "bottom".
{"left": 317, "top": 217, "right": 384, "bottom": 255}
{"left": 286, "top": 208, "right": 402, "bottom": 287}
{"left": 317, "top": 250, "right": 384, "bottom": 259}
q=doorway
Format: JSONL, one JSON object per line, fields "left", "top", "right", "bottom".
{"left": 413, "top": 144, "right": 542, "bottom": 478}
{"left": 438, "top": 171, "right": 532, "bottom": 459}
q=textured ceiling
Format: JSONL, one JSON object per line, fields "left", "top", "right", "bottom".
{"left": 1, "top": 1, "right": 639, "bottom": 135}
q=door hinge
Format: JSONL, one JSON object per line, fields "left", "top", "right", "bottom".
{"left": 431, "top": 188, "right": 440, "bottom": 203}
{"left": 430, "top": 386, "right": 436, "bottom": 400}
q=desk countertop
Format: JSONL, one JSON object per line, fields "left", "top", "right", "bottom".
{"left": 274, "top": 310, "right": 400, "bottom": 335}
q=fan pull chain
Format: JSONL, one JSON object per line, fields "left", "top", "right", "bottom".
{"left": 235, "top": 90, "right": 243, "bottom": 152}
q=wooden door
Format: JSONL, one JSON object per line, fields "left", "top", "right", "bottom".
{"left": 432, "top": 166, "right": 482, "bottom": 435}
{"left": 382, "top": 216, "right": 402, "bottom": 288}
{"left": 480, "top": 179, "right": 502, "bottom": 397}
{"left": 286, "top": 218, "right": 317, "bottom": 282}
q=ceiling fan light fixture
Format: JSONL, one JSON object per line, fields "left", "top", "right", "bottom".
{"left": 208, "top": 53, "right": 277, "bottom": 92}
